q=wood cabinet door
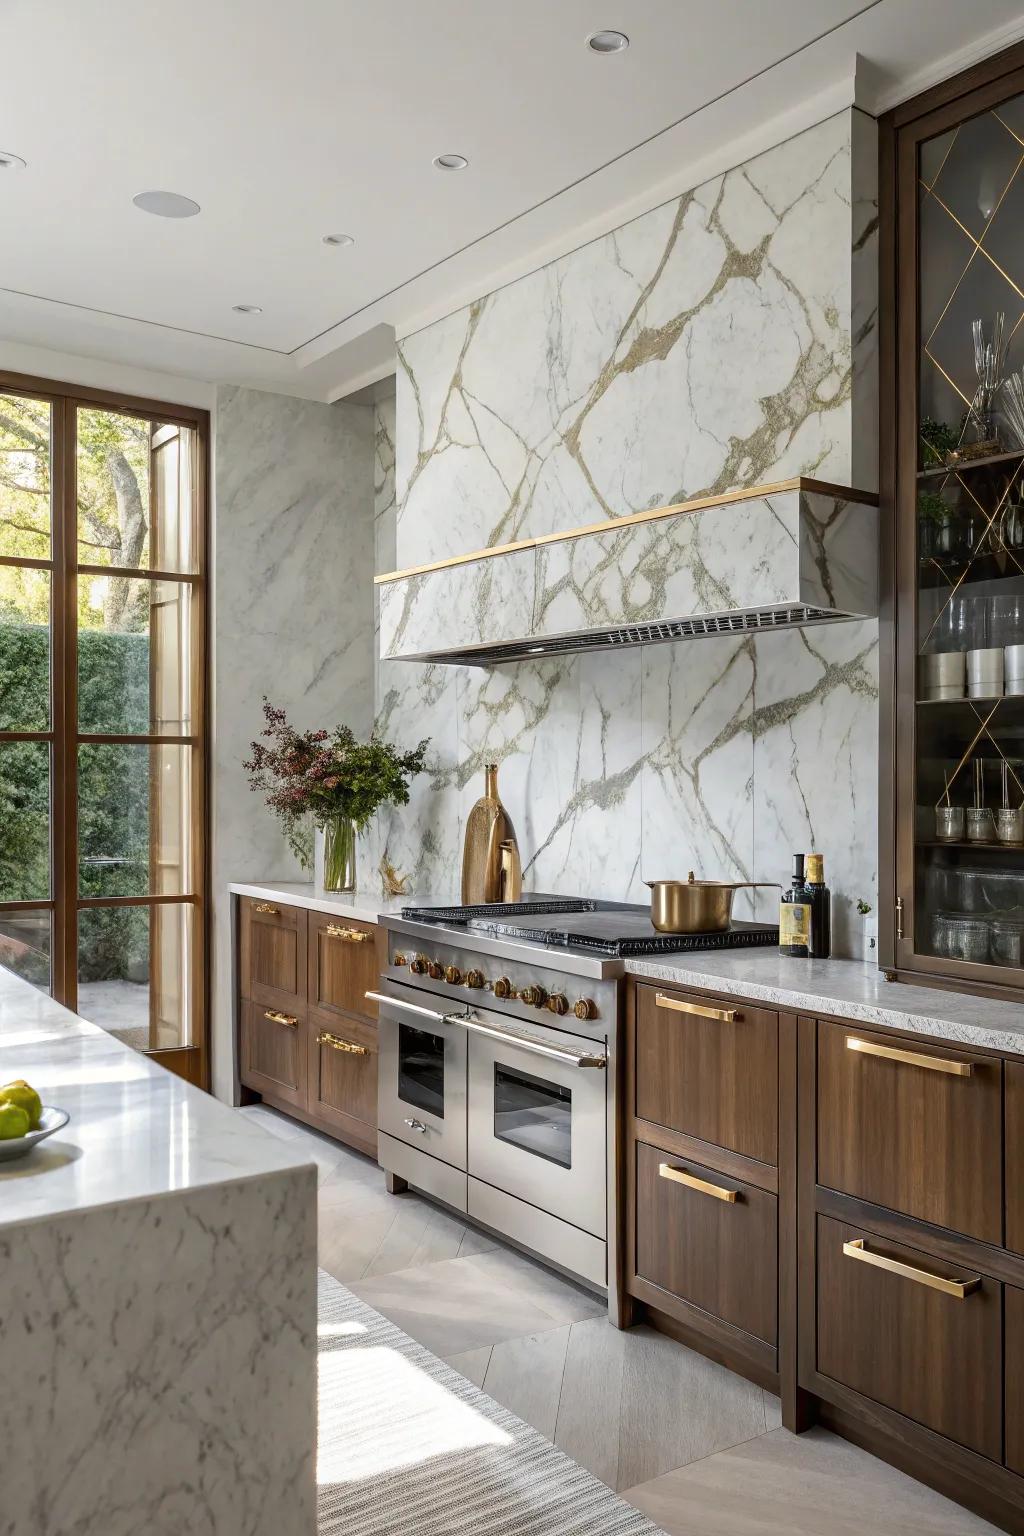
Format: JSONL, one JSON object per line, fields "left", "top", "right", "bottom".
{"left": 308, "top": 912, "right": 380, "bottom": 1026}
{"left": 1006, "top": 1286, "right": 1024, "bottom": 1475}
{"left": 1006, "top": 1063, "right": 1024, "bottom": 1255}
{"left": 240, "top": 898, "right": 307, "bottom": 1013}
{"left": 307, "top": 1017, "right": 378, "bottom": 1156}
{"left": 634, "top": 983, "right": 778, "bottom": 1165}
{"left": 635, "top": 1140, "right": 778, "bottom": 1344}
{"left": 816, "top": 1215, "right": 1001, "bottom": 1460}
{"left": 239, "top": 999, "right": 307, "bottom": 1110}
{"left": 816, "top": 1021, "right": 1002, "bottom": 1243}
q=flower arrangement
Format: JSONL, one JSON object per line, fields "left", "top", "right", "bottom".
{"left": 244, "top": 700, "right": 428, "bottom": 888}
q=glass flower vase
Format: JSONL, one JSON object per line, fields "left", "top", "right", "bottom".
{"left": 322, "top": 815, "right": 357, "bottom": 893}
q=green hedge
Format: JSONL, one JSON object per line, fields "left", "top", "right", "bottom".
{"left": 0, "top": 621, "right": 151, "bottom": 981}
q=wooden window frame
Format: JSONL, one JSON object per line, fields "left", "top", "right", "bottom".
{"left": 0, "top": 369, "right": 210, "bottom": 1087}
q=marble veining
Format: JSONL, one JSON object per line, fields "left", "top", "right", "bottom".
{"left": 372, "top": 109, "right": 879, "bottom": 954}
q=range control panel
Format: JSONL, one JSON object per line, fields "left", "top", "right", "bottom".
{"left": 389, "top": 946, "right": 601, "bottom": 1023}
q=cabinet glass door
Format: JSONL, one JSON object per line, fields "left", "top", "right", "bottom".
{"left": 913, "top": 93, "right": 1024, "bottom": 978}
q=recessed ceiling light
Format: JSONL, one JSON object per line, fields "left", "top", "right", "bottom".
{"left": 586, "top": 29, "right": 629, "bottom": 53}
{"left": 232, "top": 303, "right": 263, "bottom": 315}
{"left": 322, "top": 233, "right": 355, "bottom": 247}
{"left": 0, "top": 151, "right": 26, "bottom": 170}
{"left": 433, "top": 153, "right": 468, "bottom": 171}
{"left": 132, "top": 189, "right": 201, "bottom": 218}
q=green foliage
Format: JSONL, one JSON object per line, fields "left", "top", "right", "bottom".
{"left": 919, "top": 416, "right": 957, "bottom": 466}
{"left": 917, "top": 490, "right": 949, "bottom": 523}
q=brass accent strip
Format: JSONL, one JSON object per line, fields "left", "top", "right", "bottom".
{"left": 325, "top": 924, "right": 372, "bottom": 942}
{"left": 253, "top": 902, "right": 280, "bottom": 915}
{"left": 842, "top": 1239, "right": 980, "bottom": 1299}
{"left": 374, "top": 477, "right": 879, "bottom": 585}
{"left": 317, "top": 1031, "right": 370, "bottom": 1056}
{"left": 264, "top": 1009, "right": 298, "bottom": 1028}
{"left": 845, "top": 1035, "right": 973, "bottom": 1077}
{"left": 659, "top": 1163, "right": 739, "bottom": 1203}
{"left": 655, "top": 993, "right": 738, "bottom": 1023}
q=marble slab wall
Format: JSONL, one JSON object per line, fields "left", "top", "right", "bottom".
{"left": 370, "top": 110, "right": 879, "bottom": 954}
{"left": 213, "top": 385, "right": 374, "bottom": 1100}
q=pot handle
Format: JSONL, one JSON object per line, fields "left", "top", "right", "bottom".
{"left": 725, "top": 881, "right": 782, "bottom": 891}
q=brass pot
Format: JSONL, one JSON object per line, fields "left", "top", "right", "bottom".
{"left": 645, "top": 871, "right": 780, "bottom": 934}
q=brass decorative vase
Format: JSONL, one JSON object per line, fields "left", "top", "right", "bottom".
{"left": 322, "top": 815, "right": 357, "bottom": 893}
{"left": 461, "top": 763, "right": 522, "bottom": 904}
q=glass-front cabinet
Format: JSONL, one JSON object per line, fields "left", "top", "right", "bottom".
{"left": 888, "top": 57, "right": 1024, "bottom": 992}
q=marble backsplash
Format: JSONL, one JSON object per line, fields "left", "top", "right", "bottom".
{"left": 366, "top": 110, "right": 879, "bottom": 954}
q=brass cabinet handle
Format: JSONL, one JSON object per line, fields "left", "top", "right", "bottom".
{"left": 845, "top": 1036, "right": 973, "bottom": 1077}
{"left": 842, "top": 1238, "right": 980, "bottom": 1299}
{"left": 655, "top": 993, "right": 738, "bottom": 1023}
{"left": 254, "top": 902, "right": 280, "bottom": 915}
{"left": 325, "top": 924, "right": 372, "bottom": 943}
{"left": 658, "top": 1162, "right": 739, "bottom": 1203}
{"left": 317, "top": 1031, "right": 370, "bottom": 1056}
{"left": 264, "top": 1009, "right": 298, "bottom": 1028}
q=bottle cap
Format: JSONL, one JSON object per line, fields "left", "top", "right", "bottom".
{"left": 806, "top": 853, "right": 824, "bottom": 882}
{"left": 791, "top": 854, "right": 805, "bottom": 880}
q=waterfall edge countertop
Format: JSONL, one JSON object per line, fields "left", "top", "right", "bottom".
{"left": 625, "top": 950, "right": 1024, "bottom": 1057}
{"left": 0, "top": 964, "right": 316, "bottom": 1230}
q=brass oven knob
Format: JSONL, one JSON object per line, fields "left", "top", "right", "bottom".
{"left": 493, "top": 976, "right": 514, "bottom": 999}
{"left": 444, "top": 965, "right": 463, "bottom": 985}
{"left": 520, "top": 985, "right": 548, "bottom": 1008}
{"left": 546, "top": 993, "right": 569, "bottom": 1016}
{"left": 393, "top": 953, "right": 408, "bottom": 967}
{"left": 466, "top": 969, "right": 485, "bottom": 989}
{"left": 410, "top": 955, "right": 428, "bottom": 975}
{"left": 573, "top": 998, "right": 595, "bottom": 1021}
{"left": 427, "top": 960, "right": 444, "bottom": 980}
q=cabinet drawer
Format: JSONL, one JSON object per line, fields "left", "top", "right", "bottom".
{"left": 1005, "top": 1063, "right": 1024, "bottom": 1255}
{"left": 635, "top": 1140, "right": 777, "bottom": 1344}
{"left": 816, "top": 1021, "right": 1002, "bottom": 1243}
{"left": 817, "top": 1215, "right": 1001, "bottom": 1460}
{"left": 307, "top": 1016, "right": 378, "bottom": 1155}
{"left": 239, "top": 998, "right": 307, "bottom": 1110}
{"left": 240, "top": 898, "right": 307, "bottom": 1012}
{"left": 1006, "top": 1286, "right": 1024, "bottom": 1475}
{"left": 635, "top": 983, "right": 777, "bottom": 1164}
{"left": 308, "top": 912, "right": 379, "bottom": 1025}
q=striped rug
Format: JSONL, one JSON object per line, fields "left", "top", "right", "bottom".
{"left": 317, "top": 1269, "right": 664, "bottom": 1536}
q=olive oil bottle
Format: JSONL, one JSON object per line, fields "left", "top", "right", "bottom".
{"left": 805, "top": 853, "right": 832, "bottom": 959}
{"left": 779, "top": 855, "right": 812, "bottom": 958}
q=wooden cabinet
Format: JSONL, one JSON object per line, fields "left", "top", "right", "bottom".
{"left": 816, "top": 1214, "right": 1001, "bottom": 1461}
{"left": 1006, "top": 1063, "right": 1024, "bottom": 1255}
{"left": 240, "top": 897, "right": 307, "bottom": 1013}
{"left": 634, "top": 983, "right": 778, "bottom": 1165}
{"left": 816, "top": 1020, "right": 1003, "bottom": 1243}
{"left": 635, "top": 1140, "right": 777, "bottom": 1345}
{"left": 1006, "top": 1287, "right": 1024, "bottom": 1477}
{"left": 239, "top": 999, "right": 307, "bottom": 1110}
{"left": 238, "top": 895, "right": 379, "bottom": 1154}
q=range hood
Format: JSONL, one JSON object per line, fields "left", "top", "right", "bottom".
{"left": 377, "top": 477, "right": 878, "bottom": 667}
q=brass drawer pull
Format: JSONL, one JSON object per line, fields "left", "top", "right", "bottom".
{"left": 659, "top": 1162, "right": 739, "bottom": 1203}
{"left": 253, "top": 902, "right": 280, "bottom": 916}
{"left": 655, "top": 993, "right": 737, "bottom": 1023}
{"left": 325, "top": 924, "right": 372, "bottom": 943}
{"left": 264, "top": 1009, "right": 298, "bottom": 1028}
{"left": 842, "top": 1238, "right": 980, "bottom": 1299}
{"left": 845, "top": 1036, "right": 973, "bottom": 1077}
{"left": 317, "top": 1031, "right": 370, "bottom": 1056}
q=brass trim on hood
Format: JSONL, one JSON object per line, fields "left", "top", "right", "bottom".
{"left": 374, "top": 475, "right": 880, "bottom": 585}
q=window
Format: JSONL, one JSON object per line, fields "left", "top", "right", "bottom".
{"left": 0, "top": 374, "right": 208, "bottom": 1081}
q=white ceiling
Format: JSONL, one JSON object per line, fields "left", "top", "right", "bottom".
{"left": 2, "top": 0, "right": 1024, "bottom": 401}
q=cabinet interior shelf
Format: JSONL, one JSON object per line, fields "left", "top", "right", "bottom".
{"left": 917, "top": 448, "right": 1024, "bottom": 481}
{"left": 916, "top": 839, "right": 1024, "bottom": 851}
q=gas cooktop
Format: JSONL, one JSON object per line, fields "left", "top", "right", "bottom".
{"left": 400, "top": 898, "right": 779, "bottom": 958}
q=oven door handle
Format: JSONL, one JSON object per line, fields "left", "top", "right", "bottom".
{"left": 365, "top": 990, "right": 607, "bottom": 1070}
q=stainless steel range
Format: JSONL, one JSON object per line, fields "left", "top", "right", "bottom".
{"left": 368, "top": 898, "right": 778, "bottom": 1318}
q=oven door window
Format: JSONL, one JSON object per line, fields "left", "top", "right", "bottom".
{"left": 398, "top": 1023, "right": 445, "bottom": 1120}
{"left": 493, "top": 1064, "right": 571, "bottom": 1169}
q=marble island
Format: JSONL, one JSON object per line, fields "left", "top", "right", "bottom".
{"left": 0, "top": 967, "right": 317, "bottom": 1536}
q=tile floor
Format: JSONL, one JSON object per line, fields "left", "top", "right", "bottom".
{"left": 241, "top": 1104, "right": 998, "bottom": 1535}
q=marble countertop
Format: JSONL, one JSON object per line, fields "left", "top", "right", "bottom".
{"left": 625, "top": 951, "right": 1024, "bottom": 1056}
{"left": 0, "top": 968, "right": 314, "bottom": 1231}
{"left": 229, "top": 880, "right": 423, "bottom": 926}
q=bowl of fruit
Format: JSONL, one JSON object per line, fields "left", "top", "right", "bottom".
{"left": 0, "top": 1080, "right": 69, "bottom": 1162}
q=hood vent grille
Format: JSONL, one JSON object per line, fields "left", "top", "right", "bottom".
{"left": 422, "top": 604, "right": 844, "bottom": 667}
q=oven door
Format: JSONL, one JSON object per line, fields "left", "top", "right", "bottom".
{"left": 466, "top": 1009, "right": 607, "bottom": 1239}
{"left": 376, "top": 987, "right": 468, "bottom": 1169}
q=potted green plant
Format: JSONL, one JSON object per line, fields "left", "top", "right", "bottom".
{"left": 244, "top": 700, "right": 428, "bottom": 892}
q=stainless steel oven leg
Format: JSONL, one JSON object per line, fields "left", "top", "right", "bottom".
{"left": 385, "top": 1170, "right": 408, "bottom": 1195}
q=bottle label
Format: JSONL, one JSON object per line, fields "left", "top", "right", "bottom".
{"left": 780, "top": 902, "right": 811, "bottom": 949}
